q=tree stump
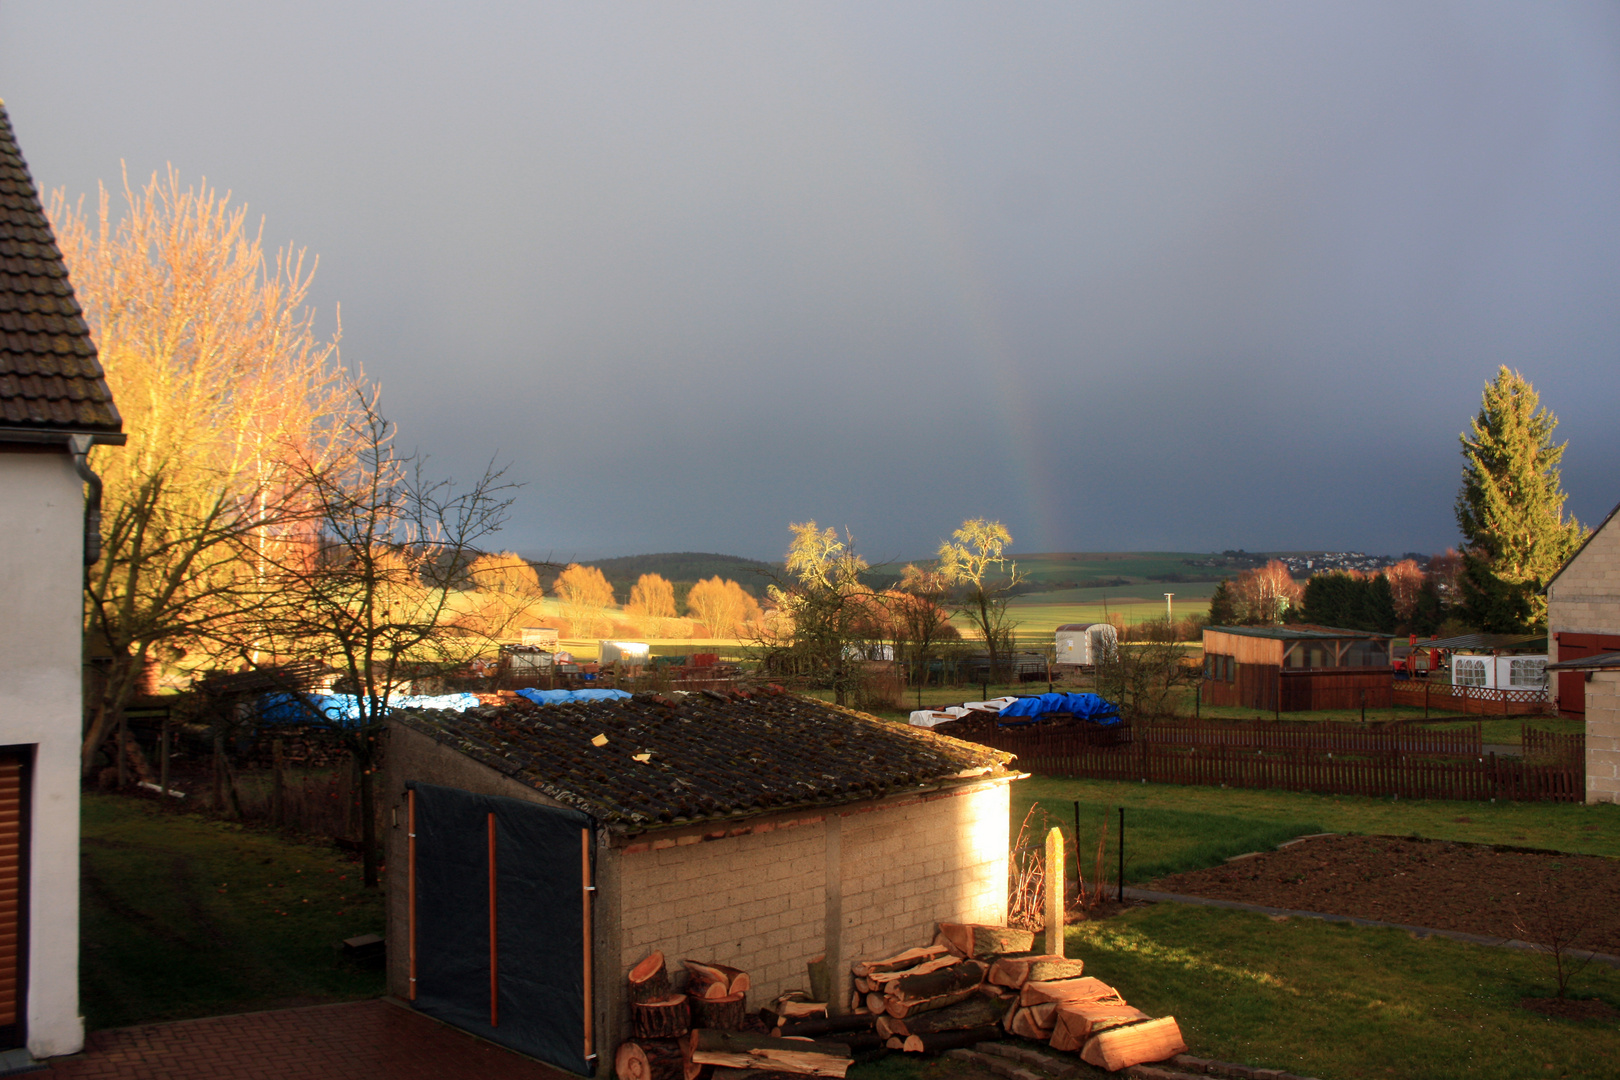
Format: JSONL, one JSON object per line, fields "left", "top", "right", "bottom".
{"left": 630, "top": 951, "right": 673, "bottom": 1005}
{"left": 691, "top": 990, "right": 747, "bottom": 1031}
{"left": 632, "top": 995, "right": 691, "bottom": 1039}
{"left": 615, "top": 1039, "right": 690, "bottom": 1080}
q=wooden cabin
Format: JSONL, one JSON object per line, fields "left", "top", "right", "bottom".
{"left": 1202, "top": 625, "right": 1394, "bottom": 712}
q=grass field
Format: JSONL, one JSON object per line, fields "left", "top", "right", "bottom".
{"left": 1058, "top": 904, "right": 1620, "bottom": 1080}
{"left": 81, "top": 793, "right": 385, "bottom": 1029}
{"left": 1010, "top": 775, "right": 1620, "bottom": 882}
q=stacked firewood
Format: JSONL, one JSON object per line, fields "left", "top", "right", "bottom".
{"left": 618, "top": 952, "right": 858, "bottom": 1080}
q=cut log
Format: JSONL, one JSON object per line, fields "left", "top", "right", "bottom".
{"left": 866, "top": 956, "right": 959, "bottom": 985}
{"left": 936, "top": 924, "right": 1035, "bottom": 959}
{"left": 881, "top": 994, "right": 1007, "bottom": 1037}
{"left": 1019, "top": 977, "right": 1122, "bottom": 1008}
{"left": 853, "top": 977, "right": 872, "bottom": 994}
{"left": 1047, "top": 1002, "right": 1152, "bottom": 1053}
{"left": 695, "top": 1031, "right": 852, "bottom": 1059}
{"left": 1079, "top": 1017, "right": 1188, "bottom": 1072}
{"left": 633, "top": 995, "right": 692, "bottom": 1039}
{"left": 884, "top": 1037, "right": 902, "bottom": 1051}
{"left": 851, "top": 945, "right": 950, "bottom": 978}
{"left": 900, "top": 1036, "right": 925, "bottom": 1053}
{"left": 873, "top": 1016, "right": 898, "bottom": 1040}
{"left": 1006, "top": 1007, "right": 1051, "bottom": 1041}
{"left": 865, "top": 992, "right": 887, "bottom": 1015}
{"left": 772, "top": 1001, "right": 828, "bottom": 1026}
{"left": 812, "top": 1030, "right": 886, "bottom": 1057}
{"left": 685, "top": 960, "right": 749, "bottom": 998}
{"left": 808, "top": 955, "right": 832, "bottom": 1005}
{"left": 692, "top": 991, "right": 747, "bottom": 1031}
{"left": 631, "top": 952, "right": 674, "bottom": 1005}
{"left": 692, "top": 1032, "right": 852, "bottom": 1078}
{"left": 905, "top": 1025, "right": 1005, "bottom": 1054}
{"left": 616, "top": 1039, "right": 690, "bottom": 1080}
{"left": 884, "top": 987, "right": 976, "bottom": 1020}
{"left": 777, "top": 1014, "right": 875, "bottom": 1039}
{"left": 888, "top": 960, "right": 987, "bottom": 1005}
{"left": 988, "top": 955, "right": 1086, "bottom": 989}
{"left": 849, "top": 991, "right": 863, "bottom": 1014}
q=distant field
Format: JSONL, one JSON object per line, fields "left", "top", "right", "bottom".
{"left": 995, "top": 581, "right": 1219, "bottom": 638}
{"left": 1008, "top": 551, "right": 1225, "bottom": 585}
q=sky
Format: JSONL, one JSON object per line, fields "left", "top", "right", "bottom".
{"left": 4, "top": 2, "right": 1617, "bottom": 564}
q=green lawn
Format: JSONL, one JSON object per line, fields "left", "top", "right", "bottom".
{"left": 81, "top": 793, "right": 386, "bottom": 1028}
{"left": 1062, "top": 903, "right": 1620, "bottom": 1080}
{"left": 1012, "top": 776, "right": 1620, "bottom": 884}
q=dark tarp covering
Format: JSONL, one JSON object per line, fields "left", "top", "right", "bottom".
{"left": 411, "top": 782, "right": 594, "bottom": 1074}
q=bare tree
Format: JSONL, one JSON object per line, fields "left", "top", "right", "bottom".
{"left": 891, "top": 565, "right": 958, "bottom": 708}
{"left": 626, "top": 572, "right": 677, "bottom": 619}
{"left": 686, "top": 576, "right": 762, "bottom": 639}
{"left": 761, "top": 522, "right": 874, "bottom": 705}
{"left": 251, "top": 388, "right": 515, "bottom": 887}
{"left": 938, "top": 518, "right": 1024, "bottom": 694}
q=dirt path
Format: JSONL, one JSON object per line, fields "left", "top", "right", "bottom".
{"left": 1149, "top": 834, "right": 1620, "bottom": 953}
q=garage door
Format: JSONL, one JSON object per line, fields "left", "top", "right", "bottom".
{"left": 0, "top": 752, "right": 25, "bottom": 1050}
{"left": 408, "top": 783, "right": 594, "bottom": 1075}
{"left": 1555, "top": 633, "right": 1620, "bottom": 719}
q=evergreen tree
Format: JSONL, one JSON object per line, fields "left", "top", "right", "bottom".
{"left": 1207, "top": 578, "right": 1239, "bottom": 625}
{"left": 1455, "top": 368, "right": 1586, "bottom": 632}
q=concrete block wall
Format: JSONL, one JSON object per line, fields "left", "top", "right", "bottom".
{"left": 838, "top": 783, "right": 1010, "bottom": 974}
{"left": 1548, "top": 514, "right": 1620, "bottom": 711}
{"left": 618, "top": 818, "right": 830, "bottom": 1006}
{"left": 1586, "top": 671, "right": 1620, "bottom": 804}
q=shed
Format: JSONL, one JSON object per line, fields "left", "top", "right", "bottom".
{"left": 1547, "top": 652, "right": 1620, "bottom": 804}
{"left": 1546, "top": 498, "right": 1620, "bottom": 722}
{"left": 1054, "top": 623, "right": 1117, "bottom": 666}
{"left": 382, "top": 689, "right": 1019, "bottom": 1076}
{"left": 0, "top": 100, "right": 124, "bottom": 1061}
{"left": 1202, "top": 625, "right": 1393, "bottom": 712}
{"left": 598, "top": 640, "right": 650, "bottom": 667}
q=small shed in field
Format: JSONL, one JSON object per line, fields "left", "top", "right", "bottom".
{"left": 1055, "top": 623, "right": 1117, "bottom": 666}
{"left": 1202, "top": 625, "right": 1394, "bottom": 712}
{"left": 383, "top": 689, "right": 1019, "bottom": 1076}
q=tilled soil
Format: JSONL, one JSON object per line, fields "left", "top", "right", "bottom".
{"left": 1148, "top": 834, "right": 1620, "bottom": 954}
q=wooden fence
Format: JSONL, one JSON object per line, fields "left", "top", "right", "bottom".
{"left": 1391, "top": 679, "right": 1549, "bottom": 716}
{"left": 970, "top": 727, "right": 1582, "bottom": 802}
{"left": 1522, "top": 725, "right": 1584, "bottom": 762}
{"left": 1134, "top": 719, "right": 1482, "bottom": 757}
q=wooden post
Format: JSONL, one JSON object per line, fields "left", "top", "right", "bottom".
{"left": 117, "top": 711, "right": 128, "bottom": 789}
{"left": 581, "top": 827, "right": 594, "bottom": 1064}
{"left": 272, "top": 739, "right": 285, "bottom": 827}
{"left": 408, "top": 789, "right": 418, "bottom": 1001}
{"left": 159, "top": 718, "right": 170, "bottom": 798}
{"left": 212, "top": 734, "right": 225, "bottom": 812}
{"left": 1045, "top": 826, "right": 1065, "bottom": 957}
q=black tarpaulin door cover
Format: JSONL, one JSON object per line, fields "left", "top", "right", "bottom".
{"left": 411, "top": 781, "right": 594, "bottom": 1074}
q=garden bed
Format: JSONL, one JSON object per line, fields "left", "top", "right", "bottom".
{"left": 1149, "top": 833, "right": 1620, "bottom": 953}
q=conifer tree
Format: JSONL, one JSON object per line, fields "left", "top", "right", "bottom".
{"left": 1455, "top": 367, "right": 1586, "bottom": 632}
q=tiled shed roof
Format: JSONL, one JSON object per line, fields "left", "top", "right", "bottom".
{"left": 393, "top": 689, "right": 1016, "bottom": 834}
{"left": 0, "top": 101, "right": 120, "bottom": 437}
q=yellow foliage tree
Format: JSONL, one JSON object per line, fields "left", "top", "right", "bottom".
{"left": 686, "top": 576, "right": 762, "bottom": 638}
{"left": 626, "top": 573, "right": 676, "bottom": 618}
{"left": 50, "top": 168, "right": 360, "bottom": 772}
{"left": 467, "top": 551, "right": 542, "bottom": 596}
{"left": 555, "top": 563, "right": 615, "bottom": 608}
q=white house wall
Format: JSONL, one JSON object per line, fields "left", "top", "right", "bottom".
{"left": 0, "top": 453, "right": 84, "bottom": 1057}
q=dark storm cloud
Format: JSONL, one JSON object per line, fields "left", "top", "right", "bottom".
{"left": 4, "top": 1, "right": 1616, "bottom": 561}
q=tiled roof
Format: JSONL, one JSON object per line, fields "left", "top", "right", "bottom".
{"left": 0, "top": 101, "right": 120, "bottom": 437}
{"left": 1206, "top": 624, "right": 1392, "bottom": 640}
{"left": 393, "top": 688, "right": 1016, "bottom": 834}
{"left": 1547, "top": 651, "right": 1620, "bottom": 671}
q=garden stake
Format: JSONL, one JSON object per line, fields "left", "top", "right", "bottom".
{"left": 1117, "top": 807, "right": 1125, "bottom": 903}
{"left": 1073, "top": 801, "right": 1081, "bottom": 892}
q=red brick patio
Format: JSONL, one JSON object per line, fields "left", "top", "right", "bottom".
{"left": 43, "top": 998, "right": 573, "bottom": 1079}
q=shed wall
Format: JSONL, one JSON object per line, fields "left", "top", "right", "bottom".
{"left": 1203, "top": 631, "right": 1282, "bottom": 667}
{"left": 1586, "top": 671, "right": 1620, "bottom": 805}
{"left": 1549, "top": 514, "right": 1620, "bottom": 715}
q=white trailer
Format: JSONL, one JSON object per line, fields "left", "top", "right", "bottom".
{"left": 598, "top": 640, "right": 651, "bottom": 667}
{"left": 1055, "top": 623, "right": 1118, "bottom": 666}
{"left": 1450, "top": 653, "right": 1548, "bottom": 690}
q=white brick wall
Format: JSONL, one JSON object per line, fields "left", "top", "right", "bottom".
{"left": 1587, "top": 671, "right": 1620, "bottom": 804}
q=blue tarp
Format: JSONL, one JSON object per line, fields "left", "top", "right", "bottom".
{"left": 995, "top": 692, "right": 1120, "bottom": 725}
{"left": 515, "top": 687, "right": 633, "bottom": 706}
{"left": 256, "top": 691, "right": 482, "bottom": 727}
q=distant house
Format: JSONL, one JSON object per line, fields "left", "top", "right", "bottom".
{"left": 382, "top": 690, "right": 1018, "bottom": 1076}
{"left": 1201, "top": 625, "right": 1393, "bottom": 712}
{"left": 0, "top": 101, "right": 124, "bottom": 1059}
{"left": 1545, "top": 499, "right": 1620, "bottom": 804}
{"left": 1546, "top": 500, "right": 1620, "bottom": 722}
